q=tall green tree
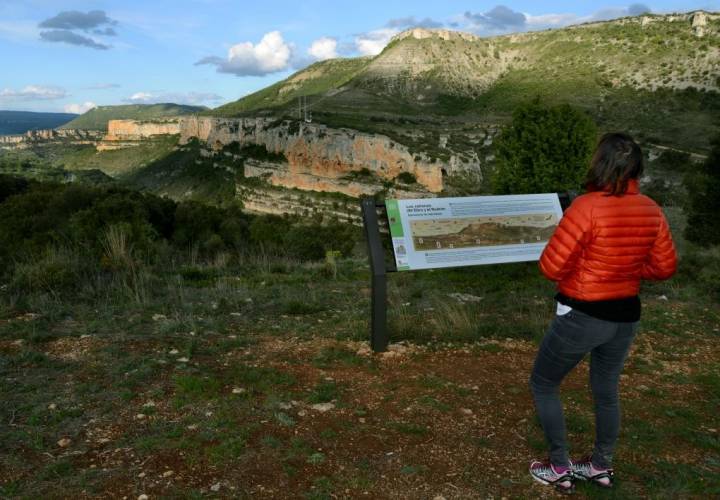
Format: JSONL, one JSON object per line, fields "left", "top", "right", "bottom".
{"left": 684, "top": 135, "right": 720, "bottom": 246}
{"left": 492, "top": 100, "right": 597, "bottom": 194}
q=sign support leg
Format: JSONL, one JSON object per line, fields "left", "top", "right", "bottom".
{"left": 361, "top": 198, "right": 389, "bottom": 353}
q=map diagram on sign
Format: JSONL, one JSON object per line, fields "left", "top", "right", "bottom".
{"left": 410, "top": 213, "right": 559, "bottom": 251}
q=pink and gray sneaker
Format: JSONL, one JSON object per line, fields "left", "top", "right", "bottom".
{"left": 571, "top": 456, "right": 614, "bottom": 488}
{"left": 529, "top": 459, "right": 575, "bottom": 494}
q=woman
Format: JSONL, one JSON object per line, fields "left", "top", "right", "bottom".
{"left": 528, "top": 132, "right": 677, "bottom": 494}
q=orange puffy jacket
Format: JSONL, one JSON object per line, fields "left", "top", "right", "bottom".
{"left": 539, "top": 179, "right": 677, "bottom": 301}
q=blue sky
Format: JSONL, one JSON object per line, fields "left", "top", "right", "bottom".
{"left": 0, "top": 0, "right": 716, "bottom": 113}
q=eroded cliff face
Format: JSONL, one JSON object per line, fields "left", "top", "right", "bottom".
{"left": 97, "top": 116, "right": 489, "bottom": 199}
{"left": 97, "top": 119, "right": 183, "bottom": 151}
{"left": 178, "top": 116, "right": 446, "bottom": 194}
{"left": 0, "top": 129, "right": 102, "bottom": 149}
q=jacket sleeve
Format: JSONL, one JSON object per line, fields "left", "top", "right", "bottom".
{"left": 539, "top": 199, "right": 592, "bottom": 282}
{"left": 641, "top": 212, "right": 677, "bottom": 280}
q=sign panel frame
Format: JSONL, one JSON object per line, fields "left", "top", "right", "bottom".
{"left": 385, "top": 193, "right": 564, "bottom": 272}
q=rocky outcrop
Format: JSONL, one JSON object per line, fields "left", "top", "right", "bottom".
{"left": 692, "top": 11, "right": 709, "bottom": 37}
{"left": 0, "top": 129, "right": 102, "bottom": 149}
{"left": 179, "top": 116, "right": 446, "bottom": 194}
{"left": 97, "top": 119, "right": 182, "bottom": 151}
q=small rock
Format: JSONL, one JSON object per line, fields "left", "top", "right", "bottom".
{"left": 48, "top": 403, "right": 57, "bottom": 410}
{"left": 210, "top": 483, "right": 221, "bottom": 492}
{"left": 138, "top": 495, "right": 148, "bottom": 500}
{"left": 143, "top": 401, "right": 156, "bottom": 408}
{"left": 461, "top": 408, "right": 473, "bottom": 415}
{"left": 310, "top": 403, "right": 335, "bottom": 412}
{"left": 658, "top": 295, "right": 668, "bottom": 301}
{"left": 205, "top": 411, "right": 213, "bottom": 417}
{"left": 434, "top": 496, "right": 447, "bottom": 500}
{"left": 230, "top": 312, "right": 242, "bottom": 317}
{"left": 57, "top": 437, "right": 71, "bottom": 447}
{"left": 448, "top": 292, "right": 483, "bottom": 303}
{"left": 298, "top": 410, "right": 307, "bottom": 417}
{"left": 359, "top": 417, "right": 366, "bottom": 424}
{"left": 138, "top": 472, "right": 146, "bottom": 478}
{"left": 278, "top": 402, "right": 292, "bottom": 410}
{"left": 177, "top": 357, "right": 189, "bottom": 363}
{"left": 187, "top": 424, "right": 198, "bottom": 430}
{"left": 169, "top": 349, "right": 179, "bottom": 355}
{"left": 136, "top": 413, "right": 146, "bottom": 420}
{"left": 637, "top": 385, "right": 650, "bottom": 391}
{"left": 152, "top": 314, "right": 166, "bottom": 321}
{"left": 162, "top": 470, "right": 173, "bottom": 477}
{"left": 232, "top": 387, "right": 246, "bottom": 394}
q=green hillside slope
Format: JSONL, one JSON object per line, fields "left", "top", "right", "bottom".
{"left": 213, "top": 11, "right": 720, "bottom": 152}
{"left": 60, "top": 103, "right": 207, "bottom": 131}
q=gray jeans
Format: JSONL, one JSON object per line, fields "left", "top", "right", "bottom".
{"left": 529, "top": 307, "right": 638, "bottom": 469}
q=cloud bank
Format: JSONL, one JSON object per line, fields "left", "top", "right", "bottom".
{"left": 124, "top": 91, "right": 223, "bottom": 106}
{"left": 308, "top": 37, "right": 338, "bottom": 61}
{"left": 38, "top": 10, "right": 118, "bottom": 50}
{"left": 64, "top": 101, "right": 97, "bottom": 114}
{"left": 196, "top": 31, "right": 293, "bottom": 77}
{"left": 0, "top": 85, "right": 67, "bottom": 101}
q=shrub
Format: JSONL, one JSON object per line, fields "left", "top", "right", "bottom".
{"left": 653, "top": 149, "right": 693, "bottom": 172}
{"left": 396, "top": 172, "right": 417, "bottom": 184}
{"left": 0, "top": 174, "right": 30, "bottom": 203}
{"left": 684, "top": 135, "right": 720, "bottom": 246}
{"left": 492, "top": 99, "right": 597, "bottom": 194}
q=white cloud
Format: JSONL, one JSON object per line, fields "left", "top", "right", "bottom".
{"left": 355, "top": 28, "right": 397, "bottom": 56}
{"left": 525, "top": 13, "right": 581, "bottom": 30}
{"left": 64, "top": 101, "right": 97, "bottom": 114}
{"left": 0, "top": 85, "right": 67, "bottom": 101}
{"left": 128, "top": 92, "right": 153, "bottom": 102}
{"left": 124, "top": 91, "right": 223, "bottom": 106}
{"left": 196, "top": 31, "right": 292, "bottom": 76}
{"left": 308, "top": 37, "right": 338, "bottom": 61}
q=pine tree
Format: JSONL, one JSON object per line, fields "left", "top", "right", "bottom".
{"left": 492, "top": 100, "right": 597, "bottom": 194}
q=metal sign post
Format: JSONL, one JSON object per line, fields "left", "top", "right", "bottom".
{"left": 360, "top": 198, "right": 395, "bottom": 352}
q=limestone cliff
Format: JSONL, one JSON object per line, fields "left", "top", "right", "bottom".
{"left": 0, "top": 129, "right": 102, "bottom": 149}
{"left": 99, "top": 116, "right": 482, "bottom": 197}
{"left": 97, "top": 119, "right": 183, "bottom": 151}
{"left": 178, "top": 116, "right": 450, "bottom": 195}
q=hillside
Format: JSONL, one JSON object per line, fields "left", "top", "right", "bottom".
{"left": 0, "top": 110, "right": 77, "bottom": 135}
{"left": 60, "top": 103, "right": 206, "bottom": 131}
{"left": 213, "top": 11, "right": 720, "bottom": 152}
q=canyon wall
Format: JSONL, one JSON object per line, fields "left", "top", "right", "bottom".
{"left": 0, "top": 129, "right": 102, "bottom": 149}
{"left": 96, "top": 116, "right": 492, "bottom": 198}
{"left": 178, "top": 116, "right": 445, "bottom": 194}
{"left": 97, "top": 119, "right": 183, "bottom": 151}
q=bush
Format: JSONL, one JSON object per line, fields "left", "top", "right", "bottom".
{"left": 492, "top": 99, "right": 597, "bottom": 194}
{"left": 684, "top": 135, "right": 720, "bottom": 246}
{"left": 653, "top": 149, "right": 692, "bottom": 172}
{"left": 11, "top": 247, "right": 88, "bottom": 295}
{"left": 396, "top": 172, "right": 417, "bottom": 184}
{"left": 0, "top": 174, "right": 30, "bottom": 203}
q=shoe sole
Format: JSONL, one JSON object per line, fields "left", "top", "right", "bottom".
{"left": 573, "top": 471, "right": 613, "bottom": 488}
{"left": 530, "top": 472, "right": 575, "bottom": 494}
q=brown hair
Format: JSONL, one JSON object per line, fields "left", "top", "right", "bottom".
{"left": 585, "top": 132, "right": 644, "bottom": 195}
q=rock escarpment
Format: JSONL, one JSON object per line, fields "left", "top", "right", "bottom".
{"left": 99, "top": 116, "right": 486, "bottom": 197}
{"left": 0, "top": 129, "right": 102, "bottom": 149}
{"left": 178, "top": 116, "right": 445, "bottom": 195}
